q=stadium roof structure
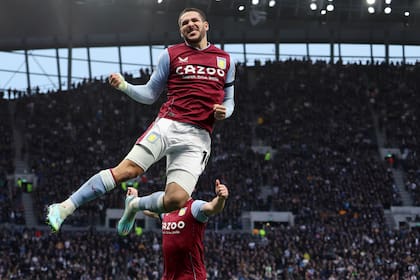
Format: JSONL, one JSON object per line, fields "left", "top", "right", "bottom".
{"left": 1, "top": 0, "right": 420, "bottom": 51}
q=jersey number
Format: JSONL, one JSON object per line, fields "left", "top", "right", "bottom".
{"left": 201, "top": 151, "right": 209, "bottom": 166}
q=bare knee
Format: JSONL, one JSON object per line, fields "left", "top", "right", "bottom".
{"left": 112, "top": 160, "right": 144, "bottom": 183}
{"left": 163, "top": 183, "right": 189, "bottom": 212}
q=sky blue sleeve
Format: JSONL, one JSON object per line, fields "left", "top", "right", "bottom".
{"left": 223, "top": 60, "right": 235, "bottom": 118}
{"left": 191, "top": 200, "right": 209, "bottom": 223}
{"left": 123, "top": 49, "right": 170, "bottom": 104}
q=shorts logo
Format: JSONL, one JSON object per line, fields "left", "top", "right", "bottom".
{"left": 178, "top": 207, "right": 187, "bottom": 216}
{"left": 147, "top": 132, "right": 160, "bottom": 143}
{"left": 217, "top": 57, "right": 226, "bottom": 70}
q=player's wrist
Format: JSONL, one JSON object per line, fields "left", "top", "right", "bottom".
{"left": 116, "top": 73, "right": 128, "bottom": 92}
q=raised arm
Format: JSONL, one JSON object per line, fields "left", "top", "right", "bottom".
{"left": 200, "top": 179, "right": 229, "bottom": 216}
{"left": 108, "top": 49, "right": 170, "bottom": 104}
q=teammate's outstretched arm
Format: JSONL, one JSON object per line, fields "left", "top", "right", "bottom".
{"left": 200, "top": 179, "right": 229, "bottom": 216}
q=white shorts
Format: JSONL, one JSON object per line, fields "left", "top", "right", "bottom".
{"left": 125, "top": 118, "right": 211, "bottom": 195}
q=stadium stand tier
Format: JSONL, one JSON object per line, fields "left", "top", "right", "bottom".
{"left": 1, "top": 60, "right": 419, "bottom": 278}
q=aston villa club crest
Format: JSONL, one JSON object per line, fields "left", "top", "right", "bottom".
{"left": 178, "top": 207, "right": 187, "bottom": 216}
{"left": 217, "top": 57, "right": 226, "bottom": 70}
{"left": 147, "top": 132, "right": 160, "bottom": 143}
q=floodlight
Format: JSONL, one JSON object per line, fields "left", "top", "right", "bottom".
{"left": 268, "top": 0, "right": 276, "bottom": 7}
{"left": 320, "top": 9, "right": 327, "bottom": 15}
{"left": 404, "top": 11, "right": 410, "bottom": 17}
{"left": 384, "top": 0, "right": 391, "bottom": 4}
{"left": 252, "top": 0, "right": 259, "bottom": 5}
{"left": 384, "top": 7, "right": 391, "bottom": 14}
{"left": 326, "top": 4, "right": 334, "bottom": 12}
{"left": 368, "top": 6, "right": 375, "bottom": 13}
{"left": 366, "top": 0, "right": 375, "bottom": 5}
{"left": 310, "top": 2, "right": 317, "bottom": 10}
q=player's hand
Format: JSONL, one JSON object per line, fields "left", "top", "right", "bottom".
{"left": 109, "top": 73, "right": 128, "bottom": 91}
{"left": 213, "top": 104, "right": 227, "bottom": 120}
{"left": 143, "top": 210, "right": 160, "bottom": 219}
{"left": 215, "top": 179, "right": 229, "bottom": 200}
{"left": 127, "top": 187, "right": 138, "bottom": 197}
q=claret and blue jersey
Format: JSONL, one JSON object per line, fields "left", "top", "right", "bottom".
{"left": 161, "top": 199, "right": 209, "bottom": 280}
{"left": 124, "top": 42, "right": 235, "bottom": 133}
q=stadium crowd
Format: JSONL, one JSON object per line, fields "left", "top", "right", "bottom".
{"left": 0, "top": 223, "right": 418, "bottom": 279}
{"left": 371, "top": 64, "right": 420, "bottom": 206}
{"left": 0, "top": 59, "right": 419, "bottom": 278}
{"left": 0, "top": 100, "right": 25, "bottom": 226}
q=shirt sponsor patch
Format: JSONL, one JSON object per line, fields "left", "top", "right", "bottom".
{"left": 147, "top": 132, "right": 160, "bottom": 143}
{"left": 217, "top": 57, "right": 226, "bottom": 70}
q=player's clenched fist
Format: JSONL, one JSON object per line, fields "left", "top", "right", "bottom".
{"left": 109, "top": 73, "right": 128, "bottom": 91}
{"left": 213, "top": 104, "right": 227, "bottom": 120}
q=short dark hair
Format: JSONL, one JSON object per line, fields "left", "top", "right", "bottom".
{"left": 178, "top": 7, "right": 207, "bottom": 26}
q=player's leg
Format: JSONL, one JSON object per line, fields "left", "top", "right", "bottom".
{"left": 46, "top": 157, "right": 144, "bottom": 232}
{"left": 162, "top": 181, "right": 190, "bottom": 211}
{"left": 124, "top": 119, "right": 210, "bottom": 214}
{"left": 117, "top": 143, "right": 166, "bottom": 235}
{"left": 118, "top": 171, "right": 193, "bottom": 236}
{"left": 117, "top": 120, "right": 168, "bottom": 235}
{"left": 122, "top": 170, "right": 193, "bottom": 213}
{"left": 159, "top": 120, "right": 211, "bottom": 212}
{"left": 47, "top": 119, "right": 167, "bottom": 232}
{"left": 118, "top": 121, "right": 210, "bottom": 236}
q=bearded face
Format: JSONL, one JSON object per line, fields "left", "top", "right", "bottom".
{"left": 179, "top": 11, "right": 209, "bottom": 47}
